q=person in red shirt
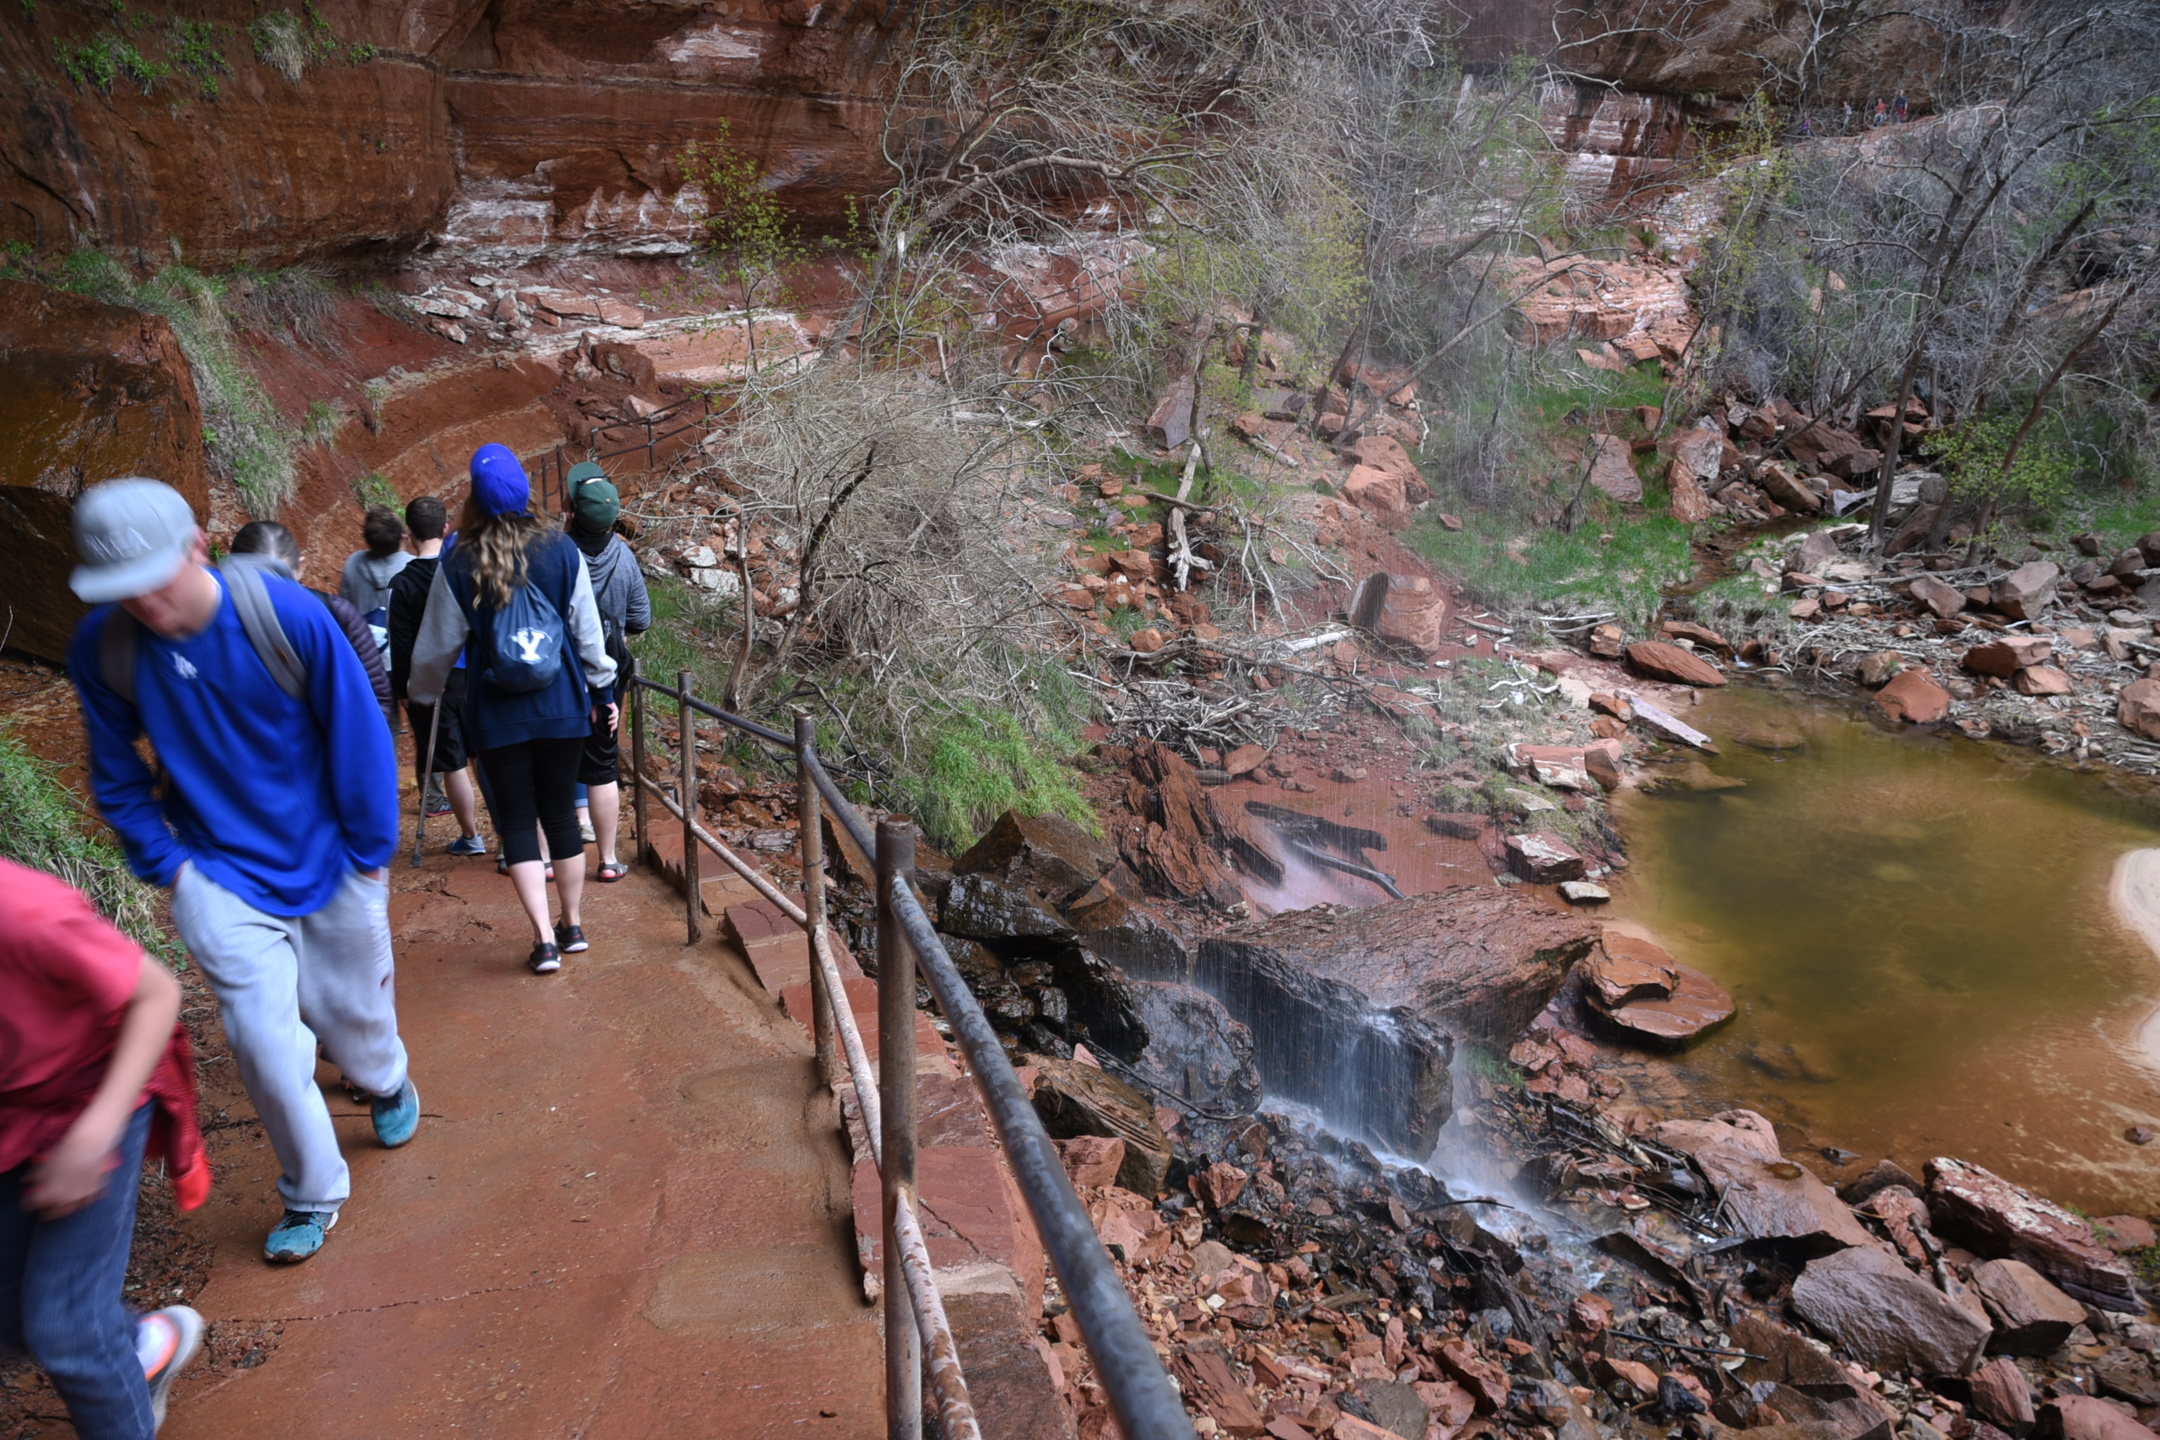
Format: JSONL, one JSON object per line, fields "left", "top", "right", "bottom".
{"left": 0, "top": 858, "right": 210, "bottom": 1437}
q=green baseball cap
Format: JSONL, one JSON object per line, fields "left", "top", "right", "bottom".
{"left": 567, "top": 462, "right": 620, "bottom": 532}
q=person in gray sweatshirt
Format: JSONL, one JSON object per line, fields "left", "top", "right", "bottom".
{"left": 563, "top": 463, "right": 649, "bottom": 882}
{"left": 339, "top": 508, "right": 412, "bottom": 636}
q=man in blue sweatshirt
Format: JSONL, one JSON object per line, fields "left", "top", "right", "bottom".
{"left": 66, "top": 479, "right": 418, "bottom": 1265}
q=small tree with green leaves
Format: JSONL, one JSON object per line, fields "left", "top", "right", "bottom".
{"left": 681, "top": 124, "right": 811, "bottom": 376}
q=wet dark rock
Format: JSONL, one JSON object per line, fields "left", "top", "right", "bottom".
{"left": 1031, "top": 986, "right": 1070, "bottom": 1028}
{"left": 1791, "top": 1245, "right": 1991, "bottom": 1375}
{"left": 942, "top": 934, "right": 1007, "bottom": 989}
{"left": 1129, "top": 981, "right": 1263, "bottom": 1116}
{"left": 939, "top": 873, "right": 1074, "bottom": 943}
{"left": 1062, "top": 868, "right": 1191, "bottom": 980}
{"left": 953, "top": 809, "right": 1115, "bottom": 906}
{"left": 1926, "top": 1157, "right": 2141, "bottom": 1311}
{"left": 1037, "top": 945, "right": 1148, "bottom": 1060}
{"left": 982, "top": 984, "right": 1037, "bottom": 1028}
{"left": 1030, "top": 1057, "right": 1171, "bottom": 1194}
{"left": 1656, "top": 1373, "right": 1708, "bottom": 1419}
{"left": 1197, "top": 888, "right": 1597, "bottom": 1149}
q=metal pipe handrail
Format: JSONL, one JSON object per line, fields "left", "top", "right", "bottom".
{"left": 622, "top": 657, "right": 1194, "bottom": 1440}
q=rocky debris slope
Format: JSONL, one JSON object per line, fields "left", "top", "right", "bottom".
{"left": 1668, "top": 521, "right": 2160, "bottom": 769}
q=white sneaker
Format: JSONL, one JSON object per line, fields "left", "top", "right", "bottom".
{"left": 140, "top": 1305, "right": 205, "bottom": 1428}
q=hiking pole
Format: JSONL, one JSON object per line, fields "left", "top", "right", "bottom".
{"left": 411, "top": 701, "right": 442, "bottom": 868}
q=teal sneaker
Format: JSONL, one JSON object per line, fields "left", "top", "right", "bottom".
{"left": 371, "top": 1078, "right": 419, "bottom": 1148}
{"left": 263, "top": 1209, "right": 337, "bottom": 1263}
{"left": 447, "top": 834, "right": 487, "bottom": 857}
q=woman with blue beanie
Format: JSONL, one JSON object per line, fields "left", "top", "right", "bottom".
{"left": 406, "top": 445, "right": 618, "bottom": 974}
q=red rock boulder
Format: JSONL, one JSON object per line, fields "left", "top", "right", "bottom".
{"left": 1875, "top": 669, "right": 1951, "bottom": 724}
{"left": 1625, "top": 640, "right": 1727, "bottom": 687}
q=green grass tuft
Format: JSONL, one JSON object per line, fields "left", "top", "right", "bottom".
{"left": 0, "top": 727, "right": 178, "bottom": 966}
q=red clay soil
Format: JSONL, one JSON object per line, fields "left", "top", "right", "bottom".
{"left": 157, "top": 784, "right": 882, "bottom": 1437}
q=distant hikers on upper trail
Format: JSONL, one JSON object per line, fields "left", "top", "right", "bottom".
{"left": 66, "top": 478, "right": 421, "bottom": 1269}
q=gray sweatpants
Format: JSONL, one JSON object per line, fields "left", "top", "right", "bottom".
{"left": 171, "top": 865, "right": 409, "bottom": 1213}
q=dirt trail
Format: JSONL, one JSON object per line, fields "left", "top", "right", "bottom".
{"left": 160, "top": 818, "right": 881, "bottom": 1437}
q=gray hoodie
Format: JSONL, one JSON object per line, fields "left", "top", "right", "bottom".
{"left": 341, "top": 549, "right": 412, "bottom": 618}
{"left": 571, "top": 528, "right": 651, "bottom": 657}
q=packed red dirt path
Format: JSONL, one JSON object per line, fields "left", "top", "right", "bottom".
{"left": 154, "top": 778, "right": 882, "bottom": 1437}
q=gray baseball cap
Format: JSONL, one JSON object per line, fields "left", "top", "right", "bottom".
{"left": 70, "top": 478, "right": 199, "bottom": 603}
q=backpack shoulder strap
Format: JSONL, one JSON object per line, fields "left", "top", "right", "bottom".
{"left": 219, "top": 558, "right": 308, "bottom": 700}
{"left": 98, "top": 608, "right": 140, "bottom": 704}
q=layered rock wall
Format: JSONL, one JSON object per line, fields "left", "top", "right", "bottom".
{"left": 2, "top": 0, "right": 1933, "bottom": 269}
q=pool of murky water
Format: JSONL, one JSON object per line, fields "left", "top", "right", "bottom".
{"left": 1610, "top": 686, "right": 2160, "bottom": 1211}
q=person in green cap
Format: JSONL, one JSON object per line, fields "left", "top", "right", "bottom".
{"left": 564, "top": 463, "right": 649, "bottom": 882}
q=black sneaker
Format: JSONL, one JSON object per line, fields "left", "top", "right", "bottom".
{"left": 554, "top": 922, "right": 588, "bottom": 954}
{"left": 528, "top": 941, "right": 561, "bottom": 974}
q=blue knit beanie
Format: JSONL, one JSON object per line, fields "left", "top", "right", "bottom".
{"left": 469, "top": 444, "right": 530, "bottom": 515}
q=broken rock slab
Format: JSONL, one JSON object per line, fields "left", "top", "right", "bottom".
{"left": 1651, "top": 1108, "right": 1872, "bottom": 1250}
{"left": 1030, "top": 1057, "right": 1172, "bottom": 1195}
{"left": 1582, "top": 933, "right": 1735, "bottom": 1046}
{"left": 1586, "top": 434, "right": 1643, "bottom": 503}
{"left": 1506, "top": 831, "right": 1587, "bottom": 883}
{"left": 1791, "top": 1245, "right": 1991, "bottom": 1376}
{"left": 1626, "top": 640, "right": 1727, "bottom": 687}
{"left": 1969, "top": 1258, "right": 2088, "bottom": 1356}
{"left": 1990, "top": 562, "right": 2062, "bottom": 622}
{"left": 1926, "top": 1156, "right": 2141, "bottom": 1311}
{"left": 954, "top": 809, "right": 1116, "bottom": 907}
{"left": 1729, "top": 1313, "right": 1903, "bottom": 1440}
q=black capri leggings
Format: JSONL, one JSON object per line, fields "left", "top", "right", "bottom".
{"left": 478, "top": 737, "right": 585, "bottom": 866}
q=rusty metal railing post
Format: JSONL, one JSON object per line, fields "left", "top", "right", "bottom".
{"left": 876, "top": 817, "right": 920, "bottom": 1440}
{"left": 628, "top": 656, "right": 648, "bottom": 867}
{"left": 678, "top": 671, "right": 701, "bottom": 945}
{"left": 796, "top": 713, "right": 837, "bottom": 1086}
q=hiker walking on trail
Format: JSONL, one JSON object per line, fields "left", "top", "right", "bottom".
{"left": 339, "top": 507, "right": 410, "bottom": 641}
{"left": 227, "top": 521, "right": 393, "bottom": 721}
{"left": 66, "top": 479, "right": 419, "bottom": 1267}
{"left": 1873, "top": 98, "right": 1887, "bottom": 126}
{"left": 1894, "top": 92, "right": 1908, "bottom": 124}
{"left": 563, "top": 462, "right": 648, "bottom": 885}
{"left": 408, "top": 445, "right": 618, "bottom": 975}
{"left": 0, "top": 859, "right": 210, "bottom": 1439}
{"left": 387, "top": 496, "right": 486, "bottom": 856}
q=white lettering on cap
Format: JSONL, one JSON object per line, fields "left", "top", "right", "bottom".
{"left": 83, "top": 526, "right": 154, "bottom": 563}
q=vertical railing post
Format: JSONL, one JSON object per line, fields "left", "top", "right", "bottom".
{"left": 796, "top": 713, "right": 837, "bottom": 1086}
{"left": 876, "top": 817, "right": 920, "bottom": 1440}
{"left": 628, "top": 656, "right": 648, "bottom": 867}
{"left": 678, "top": 671, "right": 702, "bottom": 945}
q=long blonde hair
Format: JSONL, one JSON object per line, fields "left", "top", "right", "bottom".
{"left": 456, "top": 496, "right": 548, "bottom": 607}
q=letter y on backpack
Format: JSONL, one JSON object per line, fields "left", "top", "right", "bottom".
{"left": 485, "top": 586, "right": 565, "bottom": 693}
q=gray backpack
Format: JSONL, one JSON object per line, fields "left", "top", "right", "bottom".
{"left": 99, "top": 554, "right": 307, "bottom": 704}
